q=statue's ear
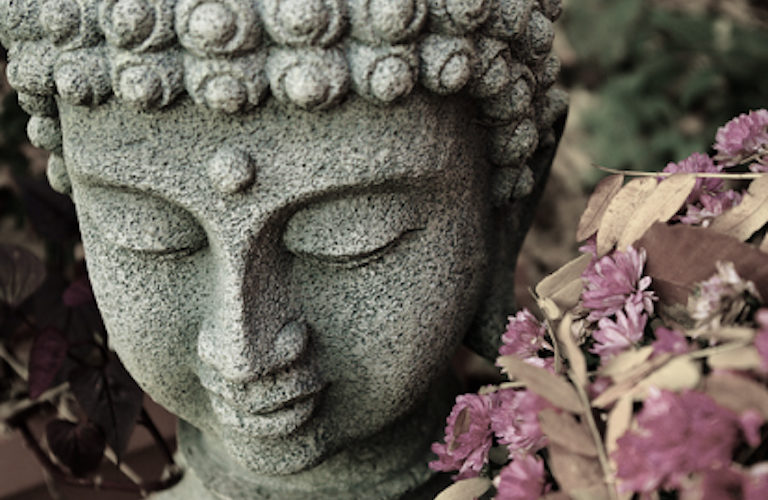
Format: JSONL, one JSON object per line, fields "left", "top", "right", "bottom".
{"left": 464, "top": 103, "right": 568, "bottom": 361}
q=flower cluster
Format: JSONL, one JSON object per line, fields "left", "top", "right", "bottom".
{"left": 431, "top": 110, "right": 768, "bottom": 500}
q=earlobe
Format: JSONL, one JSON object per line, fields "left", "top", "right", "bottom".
{"left": 464, "top": 102, "right": 568, "bottom": 361}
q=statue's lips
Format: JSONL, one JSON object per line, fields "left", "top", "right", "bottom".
{"left": 196, "top": 362, "right": 326, "bottom": 437}
{"left": 208, "top": 389, "right": 324, "bottom": 438}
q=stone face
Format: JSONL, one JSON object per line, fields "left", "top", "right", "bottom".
{"left": 1, "top": 0, "right": 566, "bottom": 497}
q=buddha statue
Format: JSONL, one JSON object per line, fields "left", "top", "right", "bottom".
{"left": 0, "top": 0, "right": 566, "bottom": 498}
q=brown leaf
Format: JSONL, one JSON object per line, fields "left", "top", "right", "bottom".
{"left": 497, "top": 355, "right": 583, "bottom": 413}
{"left": 538, "top": 408, "right": 598, "bottom": 457}
{"left": 617, "top": 173, "right": 696, "bottom": 251}
{"left": 597, "top": 177, "right": 657, "bottom": 255}
{"left": 709, "top": 175, "right": 768, "bottom": 241}
{"left": 605, "top": 394, "right": 633, "bottom": 458}
{"left": 535, "top": 254, "right": 591, "bottom": 314}
{"left": 633, "top": 356, "right": 701, "bottom": 399}
{"left": 638, "top": 223, "right": 768, "bottom": 305}
{"left": 557, "top": 314, "right": 587, "bottom": 387}
{"left": 548, "top": 442, "right": 606, "bottom": 494}
{"left": 577, "top": 174, "right": 625, "bottom": 241}
{"left": 434, "top": 477, "right": 492, "bottom": 500}
{"left": 704, "top": 372, "right": 768, "bottom": 419}
{"left": 707, "top": 346, "right": 762, "bottom": 371}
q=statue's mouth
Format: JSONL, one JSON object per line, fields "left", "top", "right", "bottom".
{"left": 207, "top": 388, "right": 325, "bottom": 438}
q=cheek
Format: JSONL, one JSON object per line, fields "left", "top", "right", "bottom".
{"left": 291, "top": 206, "right": 488, "bottom": 425}
{"left": 79, "top": 223, "right": 214, "bottom": 426}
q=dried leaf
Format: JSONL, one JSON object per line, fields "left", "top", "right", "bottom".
{"left": 704, "top": 372, "right": 768, "bottom": 419}
{"left": 577, "top": 174, "right": 624, "bottom": 241}
{"left": 570, "top": 485, "right": 612, "bottom": 500}
{"left": 434, "top": 477, "right": 492, "bottom": 500}
{"left": 597, "top": 177, "right": 658, "bottom": 255}
{"left": 557, "top": 314, "right": 587, "bottom": 387}
{"left": 698, "top": 327, "right": 755, "bottom": 343}
{"left": 633, "top": 356, "right": 701, "bottom": 399}
{"left": 707, "top": 346, "right": 762, "bottom": 371}
{"left": 616, "top": 173, "right": 697, "bottom": 251}
{"left": 541, "top": 493, "right": 571, "bottom": 500}
{"left": 535, "top": 254, "right": 591, "bottom": 313}
{"left": 599, "top": 346, "right": 654, "bottom": 382}
{"left": 497, "top": 355, "right": 583, "bottom": 413}
{"left": 548, "top": 442, "right": 605, "bottom": 494}
{"left": 69, "top": 358, "right": 143, "bottom": 460}
{"left": 638, "top": 223, "right": 768, "bottom": 305}
{"left": 538, "top": 408, "right": 598, "bottom": 457}
{"left": 0, "top": 244, "right": 46, "bottom": 308}
{"left": 605, "top": 394, "right": 633, "bottom": 458}
{"left": 46, "top": 419, "right": 105, "bottom": 477}
{"left": 28, "top": 327, "right": 68, "bottom": 399}
{"left": 592, "top": 354, "right": 674, "bottom": 408}
{"left": 538, "top": 296, "right": 563, "bottom": 322}
{"left": 709, "top": 175, "right": 768, "bottom": 241}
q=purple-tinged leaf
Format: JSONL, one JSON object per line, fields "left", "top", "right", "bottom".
{"left": 0, "top": 244, "right": 46, "bottom": 307}
{"left": 28, "top": 327, "right": 68, "bottom": 399}
{"left": 62, "top": 276, "right": 95, "bottom": 308}
{"left": 18, "top": 178, "right": 79, "bottom": 242}
{"left": 69, "top": 357, "right": 143, "bottom": 460}
{"left": 46, "top": 419, "right": 105, "bottom": 477}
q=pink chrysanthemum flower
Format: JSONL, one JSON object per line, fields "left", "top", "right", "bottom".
{"left": 663, "top": 152, "right": 724, "bottom": 204}
{"left": 429, "top": 393, "right": 493, "bottom": 480}
{"left": 678, "top": 189, "right": 743, "bottom": 227}
{"left": 688, "top": 261, "right": 759, "bottom": 326}
{"left": 591, "top": 303, "right": 648, "bottom": 359}
{"left": 613, "top": 389, "right": 741, "bottom": 494}
{"left": 499, "top": 309, "right": 550, "bottom": 359}
{"left": 581, "top": 246, "right": 655, "bottom": 322}
{"left": 493, "top": 455, "right": 547, "bottom": 500}
{"left": 651, "top": 327, "right": 690, "bottom": 357}
{"left": 489, "top": 389, "right": 550, "bottom": 454}
{"left": 714, "top": 109, "right": 768, "bottom": 167}
{"left": 745, "top": 464, "right": 768, "bottom": 500}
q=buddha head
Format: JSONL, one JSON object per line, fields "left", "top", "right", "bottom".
{"left": 1, "top": 0, "right": 566, "bottom": 497}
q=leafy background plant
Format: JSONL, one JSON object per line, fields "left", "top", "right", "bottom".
{"left": 1, "top": 0, "right": 768, "bottom": 498}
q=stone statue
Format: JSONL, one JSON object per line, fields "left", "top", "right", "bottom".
{"left": 0, "top": 0, "right": 566, "bottom": 497}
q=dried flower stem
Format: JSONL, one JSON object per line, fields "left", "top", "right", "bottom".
{"left": 545, "top": 320, "right": 563, "bottom": 374}
{"left": 571, "top": 376, "right": 620, "bottom": 500}
{"left": 593, "top": 164, "right": 767, "bottom": 179}
{"left": 687, "top": 342, "right": 748, "bottom": 359}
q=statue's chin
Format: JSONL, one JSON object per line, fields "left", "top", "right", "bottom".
{"left": 221, "top": 427, "right": 328, "bottom": 475}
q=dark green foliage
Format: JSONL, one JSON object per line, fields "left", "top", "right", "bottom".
{"left": 562, "top": 1, "right": 768, "bottom": 178}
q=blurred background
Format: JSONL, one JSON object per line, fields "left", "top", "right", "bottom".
{"left": 1, "top": 0, "right": 767, "bottom": 498}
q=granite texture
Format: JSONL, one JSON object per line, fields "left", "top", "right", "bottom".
{"left": 1, "top": 0, "right": 567, "bottom": 497}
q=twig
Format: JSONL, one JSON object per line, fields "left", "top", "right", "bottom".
{"left": 0, "top": 342, "right": 29, "bottom": 380}
{"left": 593, "top": 164, "right": 767, "bottom": 179}
{"left": 139, "top": 407, "right": 176, "bottom": 465}
{"left": 571, "top": 375, "right": 620, "bottom": 500}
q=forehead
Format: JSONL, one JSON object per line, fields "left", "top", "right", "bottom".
{"left": 59, "top": 92, "right": 484, "bottom": 207}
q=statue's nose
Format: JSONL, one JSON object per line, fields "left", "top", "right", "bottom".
{"left": 196, "top": 247, "right": 307, "bottom": 383}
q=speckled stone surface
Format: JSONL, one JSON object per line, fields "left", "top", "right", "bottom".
{"left": 1, "top": 0, "right": 566, "bottom": 497}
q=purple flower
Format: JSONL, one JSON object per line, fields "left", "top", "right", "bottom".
{"left": 430, "top": 394, "right": 493, "bottom": 479}
{"left": 692, "top": 467, "right": 745, "bottom": 500}
{"left": 591, "top": 304, "right": 648, "bottom": 359}
{"left": 651, "top": 327, "right": 690, "bottom": 357}
{"left": 745, "top": 465, "right": 768, "bottom": 500}
{"left": 679, "top": 190, "right": 743, "bottom": 227}
{"left": 500, "top": 309, "right": 550, "bottom": 359}
{"left": 739, "top": 409, "right": 763, "bottom": 448}
{"left": 663, "top": 152, "right": 724, "bottom": 204}
{"left": 613, "top": 389, "right": 741, "bottom": 493}
{"left": 493, "top": 455, "right": 547, "bottom": 500}
{"left": 714, "top": 109, "right": 768, "bottom": 167}
{"left": 489, "top": 389, "right": 550, "bottom": 454}
{"left": 581, "top": 246, "right": 655, "bottom": 322}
